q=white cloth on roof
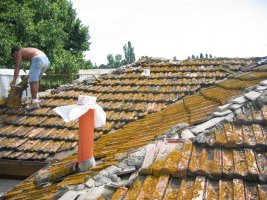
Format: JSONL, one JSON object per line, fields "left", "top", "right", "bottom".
{"left": 53, "top": 95, "right": 106, "bottom": 128}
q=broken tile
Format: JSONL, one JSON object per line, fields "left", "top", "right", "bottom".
{"left": 244, "top": 91, "right": 262, "bottom": 101}
{"left": 191, "top": 117, "right": 225, "bottom": 134}
{"left": 181, "top": 129, "right": 195, "bottom": 139}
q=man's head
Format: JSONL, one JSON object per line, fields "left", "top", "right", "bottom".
{"left": 11, "top": 46, "right": 21, "bottom": 57}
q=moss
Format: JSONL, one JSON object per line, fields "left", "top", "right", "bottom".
{"left": 222, "top": 150, "right": 234, "bottom": 175}
{"left": 188, "top": 146, "right": 199, "bottom": 174}
{"left": 124, "top": 179, "right": 142, "bottom": 200}
{"left": 244, "top": 149, "right": 259, "bottom": 175}
{"left": 153, "top": 159, "right": 166, "bottom": 177}
{"left": 233, "top": 179, "right": 245, "bottom": 200}
{"left": 192, "top": 177, "right": 205, "bottom": 199}
{"left": 162, "top": 150, "right": 181, "bottom": 176}
{"left": 233, "top": 150, "right": 248, "bottom": 177}
{"left": 136, "top": 176, "right": 159, "bottom": 199}
{"left": 209, "top": 149, "right": 222, "bottom": 176}
{"left": 176, "top": 142, "right": 192, "bottom": 177}
{"left": 177, "top": 179, "right": 194, "bottom": 200}
{"left": 111, "top": 187, "right": 128, "bottom": 200}
{"left": 205, "top": 180, "right": 219, "bottom": 200}
{"left": 219, "top": 180, "right": 233, "bottom": 200}
{"left": 215, "top": 129, "right": 227, "bottom": 145}
{"left": 252, "top": 124, "right": 265, "bottom": 146}
{"left": 152, "top": 175, "right": 170, "bottom": 199}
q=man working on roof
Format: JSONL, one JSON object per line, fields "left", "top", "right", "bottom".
{"left": 10, "top": 46, "right": 50, "bottom": 109}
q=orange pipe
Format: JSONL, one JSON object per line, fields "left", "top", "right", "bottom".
{"left": 78, "top": 109, "right": 94, "bottom": 164}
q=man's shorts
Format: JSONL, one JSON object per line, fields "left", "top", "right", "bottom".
{"left": 29, "top": 55, "right": 50, "bottom": 82}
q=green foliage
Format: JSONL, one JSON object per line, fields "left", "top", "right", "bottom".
{"left": 103, "top": 41, "right": 135, "bottom": 68}
{"left": 0, "top": 0, "right": 91, "bottom": 73}
{"left": 189, "top": 53, "right": 214, "bottom": 60}
{"left": 106, "top": 54, "right": 123, "bottom": 68}
{"left": 123, "top": 41, "right": 135, "bottom": 64}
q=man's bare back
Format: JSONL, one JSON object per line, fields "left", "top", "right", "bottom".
{"left": 20, "top": 48, "right": 46, "bottom": 61}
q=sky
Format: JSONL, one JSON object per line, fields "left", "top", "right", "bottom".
{"left": 71, "top": 0, "right": 267, "bottom": 65}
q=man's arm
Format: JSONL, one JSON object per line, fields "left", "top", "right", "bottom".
{"left": 11, "top": 51, "right": 22, "bottom": 85}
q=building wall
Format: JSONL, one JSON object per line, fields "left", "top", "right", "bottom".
{"left": 78, "top": 69, "right": 116, "bottom": 81}
{"left": 0, "top": 69, "right": 30, "bottom": 98}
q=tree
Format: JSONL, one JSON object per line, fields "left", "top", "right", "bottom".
{"left": 114, "top": 54, "right": 123, "bottom": 68}
{"left": 192, "top": 55, "right": 195, "bottom": 59}
{"left": 205, "top": 53, "right": 208, "bottom": 59}
{"left": 123, "top": 41, "right": 135, "bottom": 64}
{"left": 106, "top": 54, "right": 123, "bottom": 68}
{"left": 200, "top": 53, "right": 204, "bottom": 59}
{"left": 107, "top": 54, "right": 115, "bottom": 68}
{"left": 209, "top": 54, "right": 213, "bottom": 58}
{"left": 0, "top": 0, "right": 91, "bottom": 73}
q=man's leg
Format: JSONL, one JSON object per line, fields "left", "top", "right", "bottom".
{"left": 30, "top": 81, "right": 39, "bottom": 99}
{"left": 28, "top": 81, "right": 40, "bottom": 109}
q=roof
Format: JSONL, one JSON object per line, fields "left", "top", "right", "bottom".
{"left": 106, "top": 90, "right": 267, "bottom": 200}
{"left": 57, "top": 81, "right": 267, "bottom": 199}
{"left": 0, "top": 59, "right": 236, "bottom": 162}
{"left": 1, "top": 57, "right": 267, "bottom": 199}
